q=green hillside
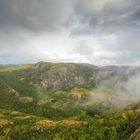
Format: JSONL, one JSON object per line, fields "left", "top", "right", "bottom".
{"left": 0, "top": 62, "right": 140, "bottom": 139}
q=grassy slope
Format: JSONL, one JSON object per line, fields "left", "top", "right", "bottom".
{"left": 0, "top": 62, "right": 98, "bottom": 117}
{"left": 0, "top": 108, "right": 140, "bottom": 140}
{"left": 0, "top": 62, "right": 140, "bottom": 139}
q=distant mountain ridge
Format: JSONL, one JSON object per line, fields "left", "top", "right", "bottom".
{"left": 1, "top": 62, "right": 140, "bottom": 91}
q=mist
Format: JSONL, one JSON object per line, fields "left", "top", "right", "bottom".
{"left": 87, "top": 70, "right": 140, "bottom": 111}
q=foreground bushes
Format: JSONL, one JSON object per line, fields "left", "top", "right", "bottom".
{"left": 0, "top": 109, "right": 140, "bottom": 140}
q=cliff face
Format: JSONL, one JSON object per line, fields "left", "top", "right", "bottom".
{"left": 29, "top": 62, "right": 99, "bottom": 90}
{"left": 41, "top": 74, "right": 85, "bottom": 90}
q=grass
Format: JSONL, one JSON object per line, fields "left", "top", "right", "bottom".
{"left": 0, "top": 62, "right": 139, "bottom": 139}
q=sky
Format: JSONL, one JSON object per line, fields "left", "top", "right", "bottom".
{"left": 0, "top": 0, "right": 140, "bottom": 66}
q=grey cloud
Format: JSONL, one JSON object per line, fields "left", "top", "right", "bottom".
{"left": 70, "top": 0, "right": 140, "bottom": 34}
{"left": 102, "top": 30, "right": 140, "bottom": 53}
{"left": 1, "top": 0, "right": 140, "bottom": 34}
{"left": 0, "top": 0, "right": 72, "bottom": 32}
{"left": 0, "top": 0, "right": 140, "bottom": 66}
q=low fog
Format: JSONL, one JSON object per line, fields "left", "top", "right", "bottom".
{"left": 87, "top": 71, "right": 140, "bottom": 110}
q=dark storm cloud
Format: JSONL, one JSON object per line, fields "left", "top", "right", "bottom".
{"left": 0, "top": 0, "right": 72, "bottom": 32}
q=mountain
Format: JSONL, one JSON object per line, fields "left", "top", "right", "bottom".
{"left": 0, "top": 64, "right": 19, "bottom": 71}
{"left": 30, "top": 62, "right": 99, "bottom": 90}
{"left": 0, "top": 61, "right": 140, "bottom": 139}
{"left": 0, "top": 62, "right": 101, "bottom": 118}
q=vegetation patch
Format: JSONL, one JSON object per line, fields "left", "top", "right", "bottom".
{"left": 58, "top": 119, "right": 87, "bottom": 127}
{"left": 0, "top": 119, "right": 13, "bottom": 128}
{"left": 0, "top": 113, "right": 4, "bottom": 118}
{"left": 10, "top": 111, "right": 24, "bottom": 116}
{"left": 15, "top": 116, "right": 32, "bottom": 120}
{"left": 31, "top": 120, "right": 57, "bottom": 132}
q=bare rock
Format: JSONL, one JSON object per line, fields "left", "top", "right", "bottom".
{"left": 8, "top": 88, "right": 19, "bottom": 96}
{"left": 18, "top": 97, "right": 33, "bottom": 105}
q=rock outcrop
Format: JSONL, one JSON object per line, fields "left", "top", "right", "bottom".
{"left": 18, "top": 97, "right": 33, "bottom": 105}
